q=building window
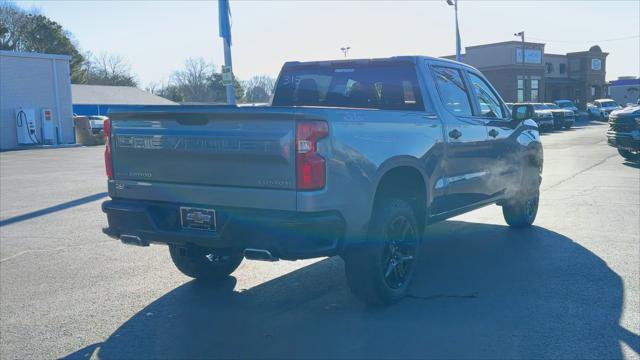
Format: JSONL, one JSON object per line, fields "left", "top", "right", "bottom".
{"left": 517, "top": 78, "right": 525, "bottom": 102}
{"left": 546, "top": 63, "right": 554, "bottom": 74}
{"left": 531, "top": 79, "right": 539, "bottom": 102}
{"left": 559, "top": 63, "right": 566, "bottom": 74}
{"left": 591, "top": 86, "right": 596, "bottom": 96}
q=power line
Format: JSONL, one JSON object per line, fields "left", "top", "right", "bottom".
{"left": 528, "top": 35, "right": 639, "bottom": 44}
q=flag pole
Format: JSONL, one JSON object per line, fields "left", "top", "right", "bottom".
{"left": 223, "top": 38, "right": 235, "bottom": 105}
{"left": 219, "top": 0, "right": 236, "bottom": 105}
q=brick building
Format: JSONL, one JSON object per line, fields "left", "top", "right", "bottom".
{"left": 445, "top": 41, "right": 608, "bottom": 107}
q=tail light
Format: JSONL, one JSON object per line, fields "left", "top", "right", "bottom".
{"left": 104, "top": 119, "right": 113, "bottom": 179}
{"left": 296, "top": 120, "right": 328, "bottom": 190}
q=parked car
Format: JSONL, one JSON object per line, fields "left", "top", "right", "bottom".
{"left": 101, "top": 56, "right": 543, "bottom": 305}
{"left": 587, "top": 99, "right": 622, "bottom": 121}
{"left": 544, "top": 103, "right": 575, "bottom": 129}
{"left": 606, "top": 105, "right": 640, "bottom": 162}
{"left": 554, "top": 100, "right": 579, "bottom": 115}
{"left": 87, "top": 115, "right": 109, "bottom": 134}
{"left": 530, "top": 103, "right": 555, "bottom": 131}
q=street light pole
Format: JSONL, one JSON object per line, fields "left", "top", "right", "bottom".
{"left": 514, "top": 31, "right": 525, "bottom": 102}
{"left": 447, "top": 0, "right": 461, "bottom": 62}
{"left": 340, "top": 46, "right": 351, "bottom": 58}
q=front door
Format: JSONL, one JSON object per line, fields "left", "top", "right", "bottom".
{"left": 465, "top": 70, "right": 519, "bottom": 198}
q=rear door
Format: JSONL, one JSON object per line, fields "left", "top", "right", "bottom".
{"left": 428, "top": 63, "right": 492, "bottom": 212}
{"left": 464, "top": 70, "right": 519, "bottom": 197}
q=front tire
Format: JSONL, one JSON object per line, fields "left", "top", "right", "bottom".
{"left": 503, "top": 192, "right": 539, "bottom": 228}
{"left": 554, "top": 120, "right": 563, "bottom": 130}
{"left": 344, "top": 199, "right": 420, "bottom": 306}
{"left": 618, "top": 148, "right": 640, "bottom": 162}
{"left": 503, "top": 162, "right": 540, "bottom": 228}
{"left": 564, "top": 123, "right": 572, "bottom": 129}
{"left": 169, "top": 244, "right": 243, "bottom": 280}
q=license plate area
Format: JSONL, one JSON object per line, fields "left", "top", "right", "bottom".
{"left": 180, "top": 207, "right": 217, "bottom": 231}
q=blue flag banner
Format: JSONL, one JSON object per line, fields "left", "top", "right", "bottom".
{"left": 219, "top": 0, "right": 232, "bottom": 46}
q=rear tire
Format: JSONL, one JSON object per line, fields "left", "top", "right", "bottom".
{"left": 169, "top": 244, "right": 243, "bottom": 280}
{"left": 564, "top": 123, "right": 572, "bottom": 129}
{"left": 618, "top": 148, "right": 640, "bottom": 162}
{"left": 344, "top": 199, "right": 420, "bottom": 306}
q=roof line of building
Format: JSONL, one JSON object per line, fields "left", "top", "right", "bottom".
{"left": 0, "top": 50, "right": 71, "bottom": 61}
{"left": 465, "top": 40, "right": 545, "bottom": 50}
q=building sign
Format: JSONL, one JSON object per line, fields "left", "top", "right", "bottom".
{"left": 591, "top": 58, "right": 602, "bottom": 71}
{"left": 515, "top": 48, "right": 542, "bottom": 64}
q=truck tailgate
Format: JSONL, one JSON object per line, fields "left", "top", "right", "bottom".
{"left": 110, "top": 109, "right": 296, "bottom": 190}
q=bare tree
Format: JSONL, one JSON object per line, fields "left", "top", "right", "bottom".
{"left": 244, "top": 75, "right": 276, "bottom": 103}
{"left": 85, "top": 52, "right": 138, "bottom": 87}
{"left": 171, "top": 57, "right": 214, "bottom": 102}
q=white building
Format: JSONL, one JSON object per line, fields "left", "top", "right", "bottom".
{"left": 0, "top": 51, "right": 74, "bottom": 150}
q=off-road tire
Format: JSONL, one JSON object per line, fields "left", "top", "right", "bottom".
{"left": 344, "top": 199, "right": 420, "bottom": 306}
{"left": 502, "top": 163, "right": 540, "bottom": 228}
{"left": 169, "top": 244, "right": 242, "bottom": 280}
{"left": 618, "top": 148, "right": 640, "bottom": 162}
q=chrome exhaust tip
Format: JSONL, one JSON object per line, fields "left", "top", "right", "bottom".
{"left": 119, "top": 234, "right": 149, "bottom": 247}
{"left": 243, "top": 248, "right": 279, "bottom": 262}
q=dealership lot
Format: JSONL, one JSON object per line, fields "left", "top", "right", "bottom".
{"left": 0, "top": 120, "right": 638, "bottom": 359}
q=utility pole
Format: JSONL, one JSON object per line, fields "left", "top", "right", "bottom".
{"left": 514, "top": 31, "right": 525, "bottom": 101}
{"left": 340, "top": 46, "right": 351, "bottom": 58}
{"left": 447, "top": 0, "right": 461, "bottom": 62}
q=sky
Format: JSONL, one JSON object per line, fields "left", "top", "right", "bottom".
{"left": 14, "top": 0, "right": 640, "bottom": 87}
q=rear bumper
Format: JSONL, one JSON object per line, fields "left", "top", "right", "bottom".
{"left": 102, "top": 199, "right": 345, "bottom": 260}
{"left": 606, "top": 131, "right": 640, "bottom": 151}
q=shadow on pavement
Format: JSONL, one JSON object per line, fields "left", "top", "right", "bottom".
{"left": 0, "top": 192, "right": 108, "bottom": 227}
{"left": 64, "top": 220, "right": 639, "bottom": 359}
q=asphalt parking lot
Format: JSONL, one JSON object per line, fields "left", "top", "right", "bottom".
{"left": 1, "top": 119, "right": 638, "bottom": 359}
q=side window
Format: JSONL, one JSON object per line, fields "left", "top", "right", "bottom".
{"left": 467, "top": 72, "right": 505, "bottom": 119}
{"left": 432, "top": 66, "right": 473, "bottom": 116}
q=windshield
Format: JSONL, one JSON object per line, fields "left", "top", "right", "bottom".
{"left": 533, "top": 104, "right": 548, "bottom": 110}
{"left": 545, "top": 103, "right": 560, "bottom": 109}
{"left": 272, "top": 61, "right": 424, "bottom": 110}
{"left": 557, "top": 101, "right": 575, "bottom": 108}
{"left": 600, "top": 101, "right": 618, "bottom": 108}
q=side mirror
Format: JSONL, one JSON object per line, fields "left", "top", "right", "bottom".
{"left": 512, "top": 104, "right": 532, "bottom": 122}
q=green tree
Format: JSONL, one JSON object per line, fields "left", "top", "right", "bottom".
{"left": 0, "top": 2, "right": 86, "bottom": 83}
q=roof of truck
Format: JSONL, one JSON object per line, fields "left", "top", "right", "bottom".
{"left": 283, "top": 55, "right": 464, "bottom": 67}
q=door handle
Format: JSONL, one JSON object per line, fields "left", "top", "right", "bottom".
{"left": 448, "top": 129, "right": 462, "bottom": 139}
{"left": 488, "top": 129, "right": 499, "bottom": 138}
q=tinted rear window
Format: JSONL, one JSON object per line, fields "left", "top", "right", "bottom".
{"left": 272, "top": 62, "right": 424, "bottom": 111}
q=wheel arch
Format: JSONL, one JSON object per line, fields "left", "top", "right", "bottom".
{"left": 370, "top": 158, "right": 429, "bottom": 233}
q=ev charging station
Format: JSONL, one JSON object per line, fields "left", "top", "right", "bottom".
{"left": 41, "top": 108, "right": 55, "bottom": 144}
{"left": 15, "top": 108, "right": 39, "bottom": 145}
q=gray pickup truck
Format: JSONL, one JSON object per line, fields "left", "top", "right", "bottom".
{"left": 102, "top": 56, "right": 543, "bottom": 305}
